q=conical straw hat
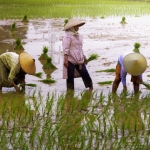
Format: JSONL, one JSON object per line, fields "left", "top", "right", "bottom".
{"left": 123, "top": 53, "right": 147, "bottom": 76}
{"left": 64, "top": 18, "right": 85, "bottom": 30}
{"left": 19, "top": 52, "right": 36, "bottom": 75}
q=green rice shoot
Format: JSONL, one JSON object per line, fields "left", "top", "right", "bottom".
{"left": 43, "top": 57, "right": 57, "bottom": 69}
{"left": 34, "top": 72, "right": 43, "bottom": 78}
{"left": 96, "top": 68, "right": 116, "bottom": 72}
{"left": 87, "top": 53, "right": 99, "bottom": 63}
{"left": 14, "top": 38, "right": 24, "bottom": 50}
{"left": 25, "top": 83, "right": 37, "bottom": 87}
{"left": 39, "top": 46, "right": 49, "bottom": 60}
{"left": 11, "top": 22, "right": 17, "bottom": 31}
{"left": 133, "top": 42, "right": 141, "bottom": 53}
{"left": 142, "top": 82, "right": 150, "bottom": 90}
{"left": 40, "top": 79, "right": 56, "bottom": 84}
{"left": 98, "top": 81, "right": 113, "bottom": 85}
{"left": 22, "top": 15, "right": 29, "bottom": 23}
{"left": 120, "top": 16, "right": 127, "bottom": 24}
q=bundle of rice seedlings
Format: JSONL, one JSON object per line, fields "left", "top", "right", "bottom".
{"left": 142, "top": 82, "right": 150, "bottom": 90}
{"left": 120, "top": 16, "right": 127, "bottom": 24}
{"left": 87, "top": 53, "right": 99, "bottom": 63}
{"left": 14, "top": 38, "right": 24, "bottom": 50}
{"left": 64, "top": 18, "right": 69, "bottom": 26}
{"left": 11, "top": 22, "right": 17, "bottom": 31}
{"left": 22, "top": 15, "right": 29, "bottom": 23}
{"left": 43, "top": 57, "right": 57, "bottom": 70}
{"left": 39, "top": 46, "right": 49, "bottom": 60}
{"left": 98, "top": 81, "right": 113, "bottom": 85}
{"left": 34, "top": 72, "right": 43, "bottom": 78}
{"left": 96, "top": 68, "right": 116, "bottom": 72}
{"left": 133, "top": 42, "right": 140, "bottom": 53}
{"left": 40, "top": 79, "right": 56, "bottom": 84}
{"left": 25, "top": 83, "right": 37, "bottom": 87}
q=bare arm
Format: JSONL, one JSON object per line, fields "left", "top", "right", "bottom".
{"left": 12, "top": 82, "right": 20, "bottom": 92}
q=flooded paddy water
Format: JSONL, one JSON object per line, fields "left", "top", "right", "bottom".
{"left": 1, "top": 16, "right": 150, "bottom": 97}
{"left": 1, "top": 16, "right": 150, "bottom": 149}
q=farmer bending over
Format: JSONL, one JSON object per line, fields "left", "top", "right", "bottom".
{"left": 0, "top": 52, "right": 36, "bottom": 92}
{"left": 112, "top": 43, "right": 147, "bottom": 95}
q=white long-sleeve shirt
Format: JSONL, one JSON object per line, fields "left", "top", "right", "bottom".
{"left": 118, "top": 51, "right": 142, "bottom": 86}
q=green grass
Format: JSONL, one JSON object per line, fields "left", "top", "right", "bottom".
{"left": 0, "top": 0, "right": 150, "bottom": 19}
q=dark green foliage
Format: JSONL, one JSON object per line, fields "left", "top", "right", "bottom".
{"left": 43, "top": 57, "right": 57, "bottom": 69}
{"left": 39, "top": 46, "right": 49, "bottom": 60}
{"left": 14, "top": 38, "right": 24, "bottom": 50}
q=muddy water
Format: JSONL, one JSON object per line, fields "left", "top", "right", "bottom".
{"left": 1, "top": 16, "right": 150, "bottom": 100}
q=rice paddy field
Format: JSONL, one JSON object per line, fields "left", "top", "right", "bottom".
{"left": 1, "top": 0, "right": 150, "bottom": 149}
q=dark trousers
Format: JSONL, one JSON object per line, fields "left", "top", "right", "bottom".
{"left": 67, "top": 61, "right": 93, "bottom": 90}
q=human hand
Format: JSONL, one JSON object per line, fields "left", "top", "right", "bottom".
{"left": 12, "top": 82, "right": 20, "bottom": 92}
{"left": 15, "top": 85, "right": 20, "bottom": 92}
{"left": 64, "top": 60, "right": 69, "bottom": 68}
{"left": 84, "top": 59, "right": 88, "bottom": 65}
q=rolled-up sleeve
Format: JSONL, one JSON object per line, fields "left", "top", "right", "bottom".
{"left": 62, "top": 36, "right": 71, "bottom": 55}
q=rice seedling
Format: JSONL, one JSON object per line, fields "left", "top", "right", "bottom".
{"left": 142, "top": 82, "right": 150, "bottom": 90}
{"left": 40, "top": 78, "right": 56, "bottom": 84}
{"left": 133, "top": 42, "right": 141, "bottom": 53}
{"left": 96, "top": 68, "right": 116, "bottom": 72}
{"left": 87, "top": 53, "right": 99, "bottom": 63}
{"left": 0, "top": 90, "right": 150, "bottom": 149}
{"left": 98, "top": 81, "right": 113, "bottom": 85}
{"left": 120, "top": 16, "right": 127, "bottom": 24}
{"left": 14, "top": 38, "right": 24, "bottom": 50}
{"left": 38, "top": 46, "right": 49, "bottom": 60}
{"left": 11, "top": 22, "right": 17, "bottom": 31}
{"left": 22, "top": 15, "right": 29, "bottom": 23}
{"left": 25, "top": 83, "right": 37, "bottom": 87}
{"left": 43, "top": 57, "right": 57, "bottom": 70}
{"left": 34, "top": 72, "right": 43, "bottom": 78}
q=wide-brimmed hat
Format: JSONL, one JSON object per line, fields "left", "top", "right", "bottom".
{"left": 64, "top": 18, "right": 85, "bottom": 30}
{"left": 19, "top": 52, "right": 36, "bottom": 75}
{"left": 123, "top": 53, "right": 147, "bottom": 76}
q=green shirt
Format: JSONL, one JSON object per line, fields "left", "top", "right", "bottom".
{"left": 0, "top": 52, "right": 20, "bottom": 83}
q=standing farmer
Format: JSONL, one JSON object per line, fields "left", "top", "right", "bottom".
{"left": 62, "top": 18, "right": 93, "bottom": 91}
